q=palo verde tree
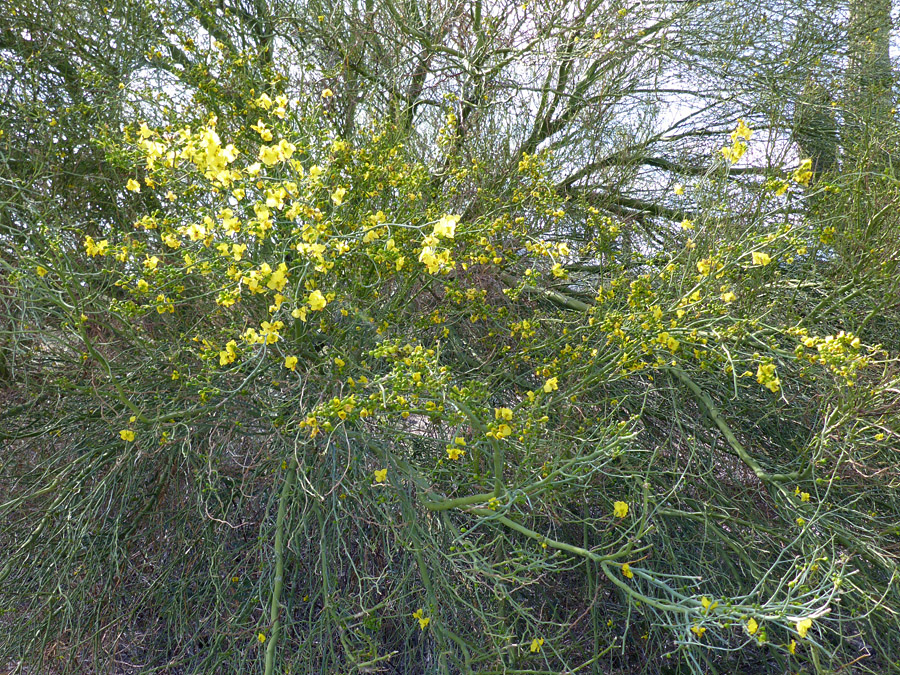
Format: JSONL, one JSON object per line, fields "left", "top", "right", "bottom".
{"left": 2, "top": 1, "right": 900, "bottom": 674}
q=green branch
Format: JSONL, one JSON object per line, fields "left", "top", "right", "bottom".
{"left": 264, "top": 464, "right": 296, "bottom": 675}
{"left": 665, "top": 367, "right": 804, "bottom": 484}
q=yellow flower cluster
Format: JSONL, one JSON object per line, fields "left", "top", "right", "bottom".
{"left": 432, "top": 214, "right": 459, "bottom": 239}
{"left": 417, "top": 215, "right": 460, "bottom": 274}
{"left": 254, "top": 92, "right": 291, "bottom": 118}
{"left": 792, "top": 158, "right": 813, "bottom": 186}
{"left": 720, "top": 119, "right": 752, "bottom": 163}
{"left": 656, "top": 331, "right": 680, "bottom": 353}
{"left": 84, "top": 236, "right": 109, "bottom": 257}
{"left": 181, "top": 122, "right": 241, "bottom": 183}
{"left": 795, "top": 330, "right": 867, "bottom": 384}
{"left": 219, "top": 340, "right": 238, "bottom": 365}
{"left": 696, "top": 258, "right": 722, "bottom": 276}
{"left": 446, "top": 436, "right": 466, "bottom": 460}
{"left": 412, "top": 608, "right": 430, "bottom": 630}
{"left": 155, "top": 294, "right": 174, "bottom": 314}
{"left": 487, "top": 423, "right": 513, "bottom": 440}
{"left": 242, "top": 320, "right": 284, "bottom": 345}
{"left": 756, "top": 362, "right": 781, "bottom": 393}
{"left": 240, "top": 262, "right": 283, "bottom": 294}
{"left": 259, "top": 139, "right": 296, "bottom": 166}
{"left": 419, "top": 241, "right": 454, "bottom": 276}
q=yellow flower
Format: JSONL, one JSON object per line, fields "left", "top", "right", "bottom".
{"left": 373, "top": 468, "right": 388, "bottom": 483}
{"left": 795, "top": 618, "right": 812, "bottom": 638}
{"left": 788, "top": 639, "right": 797, "bottom": 654}
{"left": 84, "top": 236, "right": 109, "bottom": 257}
{"left": 259, "top": 320, "right": 284, "bottom": 344}
{"left": 331, "top": 186, "right": 347, "bottom": 206}
{"left": 412, "top": 608, "right": 430, "bottom": 630}
{"left": 308, "top": 290, "right": 327, "bottom": 311}
{"left": 119, "top": 429, "right": 135, "bottom": 442}
{"left": 257, "top": 632, "right": 266, "bottom": 643}
{"left": 446, "top": 446, "right": 465, "bottom": 460}
{"left": 800, "top": 492, "right": 810, "bottom": 502}
{"left": 756, "top": 362, "right": 780, "bottom": 393}
{"left": 792, "top": 158, "right": 813, "bottom": 186}
{"left": 730, "top": 119, "right": 753, "bottom": 142}
{"left": 529, "top": 637, "right": 544, "bottom": 653}
{"left": 691, "top": 625, "right": 706, "bottom": 638}
{"left": 751, "top": 251, "right": 771, "bottom": 266}
{"left": 432, "top": 214, "right": 460, "bottom": 239}
{"left": 613, "top": 501, "right": 629, "bottom": 518}
{"left": 700, "top": 596, "right": 719, "bottom": 613}
{"left": 418, "top": 246, "right": 440, "bottom": 274}
{"left": 182, "top": 222, "right": 206, "bottom": 241}
{"left": 721, "top": 291, "right": 736, "bottom": 303}
{"left": 250, "top": 119, "right": 273, "bottom": 141}
{"left": 674, "top": 183, "right": 684, "bottom": 195}
{"left": 259, "top": 145, "right": 281, "bottom": 166}
{"left": 680, "top": 219, "right": 694, "bottom": 230}
{"left": 657, "top": 331, "right": 680, "bottom": 353}
{"left": 621, "top": 563, "right": 633, "bottom": 579}
{"left": 747, "top": 618, "right": 758, "bottom": 635}
{"left": 494, "top": 424, "right": 512, "bottom": 439}
{"left": 219, "top": 340, "right": 238, "bottom": 366}
{"left": 126, "top": 178, "right": 141, "bottom": 192}
{"left": 495, "top": 407, "right": 513, "bottom": 421}
{"left": 284, "top": 355, "right": 298, "bottom": 371}
{"left": 36, "top": 266, "right": 48, "bottom": 277}
{"left": 321, "top": 88, "right": 334, "bottom": 98}
{"left": 267, "top": 262, "right": 289, "bottom": 291}
{"left": 543, "top": 377, "right": 558, "bottom": 393}
{"left": 720, "top": 142, "right": 747, "bottom": 162}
